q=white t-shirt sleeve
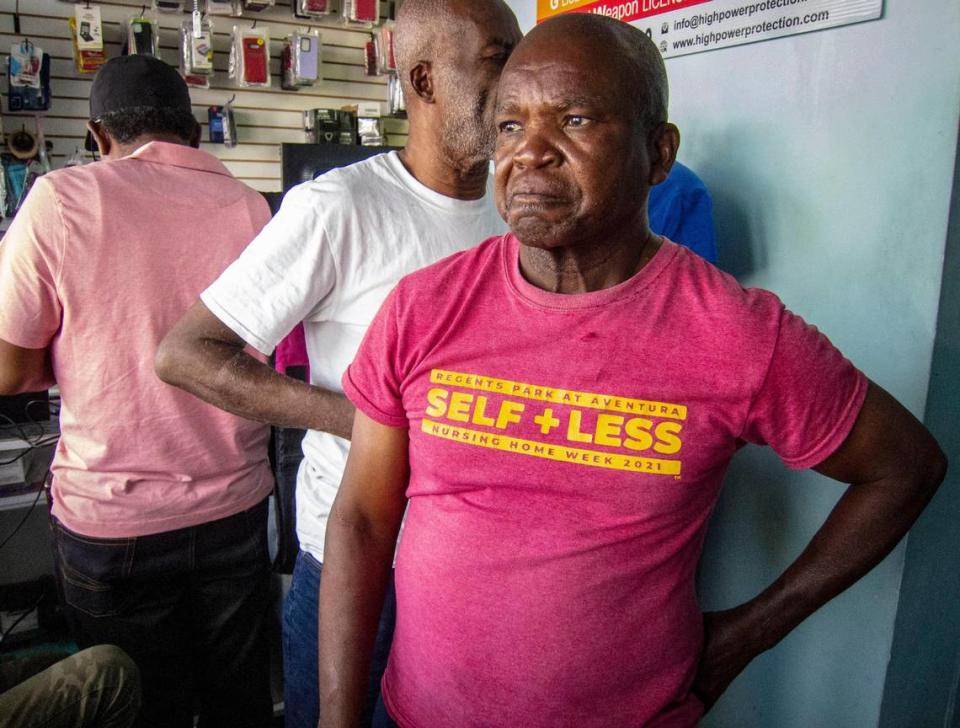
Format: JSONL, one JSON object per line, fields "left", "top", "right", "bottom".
{"left": 201, "top": 183, "right": 338, "bottom": 355}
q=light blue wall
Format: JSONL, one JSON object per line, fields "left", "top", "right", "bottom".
{"left": 503, "top": 1, "right": 960, "bottom": 725}
{"left": 879, "top": 126, "right": 960, "bottom": 728}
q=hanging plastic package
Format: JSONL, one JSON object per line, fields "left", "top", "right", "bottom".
{"left": 280, "top": 39, "right": 295, "bottom": 90}
{"left": 363, "top": 35, "right": 377, "bottom": 76}
{"left": 127, "top": 13, "right": 160, "bottom": 56}
{"left": 3, "top": 161, "right": 27, "bottom": 217}
{"left": 154, "top": 0, "right": 184, "bottom": 11}
{"left": 388, "top": 73, "right": 405, "bottom": 116}
{"left": 342, "top": 0, "right": 379, "bottom": 26}
{"left": 230, "top": 25, "right": 270, "bottom": 88}
{"left": 294, "top": 0, "right": 335, "bottom": 19}
{"left": 208, "top": 105, "right": 226, "bottom": 143}
{"left": 206, "top": 0, "right": 242, "bottom": 15}
{"left": 7, "top": 40, "right": 51, "bottom": 112}
{"left": 282, "top": 31, "right": 320, "bottom": 90}
{"left": 375, "top": 20, "right": 396, "bottom": 74}
{"left": 63, "top": 147, "right": 87, "bottom": 168}
{"left": 69, "top": 5, "right": 107, "bottom": 74}
{"left": 223, "top": 98, "right": 237, "bottom": 147}
{"left": 181, "top": 18, "right": 214, "bottom": 88}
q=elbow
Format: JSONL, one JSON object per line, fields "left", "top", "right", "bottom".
{"left": 153, "top": 335, "right": 185, "bottom": 388}
{"left": 929, "top": 445, "right": 948, "bottom": 494}
{"left": 912, "top": 437, "right": 948, "bottom": 506}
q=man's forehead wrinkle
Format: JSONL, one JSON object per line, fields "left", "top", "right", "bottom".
{"left": 507, "top": 58, "right": 581, "bottom": 75}
{"left": 498, "top": 67, "right": 609, "bottom": 109}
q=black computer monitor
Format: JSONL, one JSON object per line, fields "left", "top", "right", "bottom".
{"left": 280, "top": 143, "right": 398, "bottom": 194}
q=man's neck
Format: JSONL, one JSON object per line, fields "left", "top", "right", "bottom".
{"left": 518, "top": 228, "right": 662, "bottom": 295}
{"left": 398, "top": 134, "right": 489, "bottom": 201}
{"left": 107, "top": 133, "right": 189, "bottom": 160}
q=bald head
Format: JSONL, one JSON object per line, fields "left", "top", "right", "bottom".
{"left": 395, "top": 0, "right": 522, "bottom": 171}
{"left": 493, "top": 12, "right": 679, "bottom": 253}
{"left": 395, "top": 0, "right": 520, "bottom": 99}
{"left": 394, "top": 0, "right": 458, "bottom": 95}
{"left": 509, "top": 14, "right": 669, "bottom": 133}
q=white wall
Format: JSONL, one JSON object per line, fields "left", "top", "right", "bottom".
{"left": 505, "top": 1, "right": 960, "bottom": 725}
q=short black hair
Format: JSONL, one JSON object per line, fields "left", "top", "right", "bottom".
{"left": 98, "top": 105, "right": 197, "bottom": 144}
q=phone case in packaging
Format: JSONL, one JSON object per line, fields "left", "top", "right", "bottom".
{"left": 9, "top": 40, "right": 42, "bottom": 89}
{"left": 74, "top": 5, "right": 104, "bottom": 49}
{"left": 375, "top": 21, "right": 396, "bottom": 73}
{"left": 208, "top": 103, "right": 237, "bottom": 146}
{"left": 281, "top": 41, "right": 294, "bottom": 90}
{"left": 69, "top": 14, "right": 107, "bottom": 74}
{"left": 223, "top": 102, "right": 237, "bottom": 147}
{"left": 181, "top": 19, "right": 214, "bottom": 88}
{"left": 206, "top": 0, "right": 242, "bottom": 16}
{"left": 388, "top": 72, "right": 405, "bottom": 116}
{"left": 127, "top": 14, "right": 159, "bottom": 57}
{"left": 342, "top": 0, "right": 379, "bottom": 26}
{"left": 294, "top": 0, "right": 335, "bottom": 18}
{"left": 230, "top": 26, "right": 270, "bottom": 87}
{"left": 154, "top": 0, "right": 184, "bottom": 11}
{"left": 282, "top": 31, "right": 320, "bottom": 89}
{"left": 7, "top": 41, "right": 51, "bottom": 112}
{"left": 363, "top": 37, "right": 377, "bottom": 76}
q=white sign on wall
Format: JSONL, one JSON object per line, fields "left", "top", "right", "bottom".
{"left": 536, "top": 0, "right": 884, "bottom": 59}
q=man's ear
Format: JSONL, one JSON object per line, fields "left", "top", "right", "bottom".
{"left": 189, "top": 119, "right": 202, "bottom": 149}
{"left": 648, "top": 122, "right": 680, "bottom": 186}
{"left": 408, "top": 61, "right": 435, "bottom": 103}
{"left": 87, "top": 120, "right": 111, "bottom": 157}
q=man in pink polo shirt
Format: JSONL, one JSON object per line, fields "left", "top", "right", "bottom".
{"left": 319, "top": 15, "right": 947, "bottom": 728}
{"left": 0, "top": 56, "right": 274, "bottom": 727}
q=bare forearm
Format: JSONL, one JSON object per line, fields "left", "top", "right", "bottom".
{"left": 696, "top": 460, "right": 945, "bottom": 708}
{"left": 318, "top": 506, "right": 397, "bottom": 727}
{"left": 739, "top": 466, "right": 944, "bottom": 652}
{"left": 695, "top": 382, "right": 947, "bottom": 708}
{"left": 0, "top": 342, "right": 55, "bottom": 395}
{"left": 156, "top": 336, "right": 354, "bottom": 438}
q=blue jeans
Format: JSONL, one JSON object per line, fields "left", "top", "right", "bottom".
{"left": 282, "top": 551, "right": 396, "bottom": 728}
{"left": 372, "top": 694, "right": 400, "bottom": 728}
{"left": 53, "top": 499, "right": 273, "bottom": 728}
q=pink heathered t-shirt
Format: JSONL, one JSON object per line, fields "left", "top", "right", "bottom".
{"left": 343, "top": 234, "right": 867, "bottom": 728}
{"left": 0, "top": 142, "right": 274, "bottom": 538}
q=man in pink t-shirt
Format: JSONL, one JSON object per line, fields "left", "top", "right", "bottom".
{"left": 0, "top": 56, "right": 273, "bottom": 727}
{"left": 318, "top": 15, "right": 946, "bottom": 728}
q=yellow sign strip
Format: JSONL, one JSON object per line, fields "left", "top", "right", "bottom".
{"left": 537, "top": 0, "right": 596, "bottom": 22}
{"left": 422, "top": 420, "right": 682, "bottom": 476}
{"left": 429, "top": 369, "right": 687, "bottom": 421}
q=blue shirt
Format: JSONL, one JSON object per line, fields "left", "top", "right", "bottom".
{"left": 648, "top": 162, "right": 717, "bottom": 263}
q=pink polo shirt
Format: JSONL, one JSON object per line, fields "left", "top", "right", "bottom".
{"left": 0, "top": 142, "right": 274, "bottom": 538}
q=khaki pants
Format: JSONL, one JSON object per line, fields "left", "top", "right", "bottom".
{"left": 0, "top": 645, "right": 140, "bottom": 728}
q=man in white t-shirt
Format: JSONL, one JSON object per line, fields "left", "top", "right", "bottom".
{"left": 155, "top": 1, "right": 522, "bottom": 725}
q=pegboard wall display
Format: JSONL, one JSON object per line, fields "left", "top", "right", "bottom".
{"left": 0, "top": 0, "right": 409, "bottom": 193}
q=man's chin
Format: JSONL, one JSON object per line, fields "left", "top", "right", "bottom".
{"left": 440, "top": 126, "right": 495, "bottom": 173}
{"left": 510, "top": 218, "right": 573, "bottom": 250}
